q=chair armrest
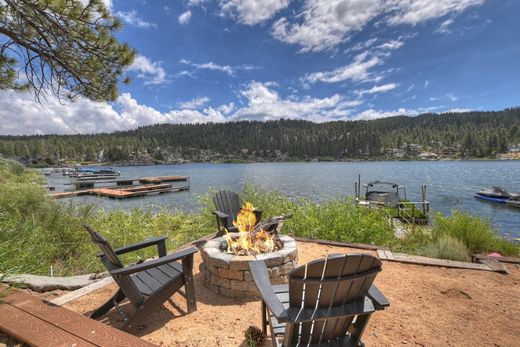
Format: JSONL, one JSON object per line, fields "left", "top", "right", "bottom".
{"left": 212, "top": 210, "right": 229, "bottom": 219}
{"left": 368, "top": 284, "right": 390, "bottom": 309}
{"left": 110, "top": 247, "right": 198, "bottom": 278}
{"left": 249, "top": 260, "right": 289, "bottom": 322}
{"left": 97, "top": 236, "right": 168, "bottom": 258}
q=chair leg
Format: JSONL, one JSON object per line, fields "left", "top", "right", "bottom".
{"left": 349, "top": 313, "right": 372, "bottom": 346}
{"left": 182, "top": 254, "right": 197, "bottom": 313}
{"left": 261, "top": 300, "right": 268, "bottom": 334}
{"left": 90, "top": 289, "right": 125, "bottom": 319}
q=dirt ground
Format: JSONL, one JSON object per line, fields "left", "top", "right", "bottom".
{"left": 62, "top": 241, "right": 520, "bottom": 347}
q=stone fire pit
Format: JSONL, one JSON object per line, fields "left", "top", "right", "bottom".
{"left": 199, "top": 235, "right": 298, "bottom": 298}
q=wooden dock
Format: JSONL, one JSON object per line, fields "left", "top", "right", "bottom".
{"left": 71, "top": 175, "right": 189, "bottom": 188}
{"left": 51, "top": 175, "right": 190, "bottom": 199}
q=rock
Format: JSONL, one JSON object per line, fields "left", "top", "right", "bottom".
{"left": 2, "top": 274, "right": 97, "bottom": 292}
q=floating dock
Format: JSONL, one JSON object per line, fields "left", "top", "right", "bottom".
{"left": 71, "top": 175, "right": 189, "bottom": 188}
{"left": 51, "top": 175, "right": 190, "bottom": 199}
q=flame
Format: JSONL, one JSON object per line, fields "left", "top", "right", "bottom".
{"left": 225, "top": 202, "right": 277, "bottom": 256}
{"left": 232, "top": 202, "right": 256, "bottom": 232}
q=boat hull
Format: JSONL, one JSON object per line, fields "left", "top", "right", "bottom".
{"left": 474, "top": 195, "right": 508, "bottom": 204}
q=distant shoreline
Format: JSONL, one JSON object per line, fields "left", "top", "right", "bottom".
{"left": 32, "top": 156, "right": 519, "bottom": 168}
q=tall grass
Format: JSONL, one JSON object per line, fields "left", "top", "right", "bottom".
{"left": 432, "top": 211, "right": 518, "bottom": 255}
{"left": 0, "top": 159, "right": 214, "bottom": 276}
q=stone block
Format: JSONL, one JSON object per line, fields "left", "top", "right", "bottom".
{"left": 277, "top": 248, "right": 297, "bottom": 262}
{"left": 202, "top": 240, "right": 221, "bottom": 249}
{"left": 278, "top": 261, "right": 296, "bottom": 275}
{"left": 210, "top": 274, "right": 230, "bottom": 288}
{"left": 243, "top": 267, "right": 272, "bottom": 282}
{"left": 228, "top": 255, "right": 256, "bottom": 270}
{"left": 207, "top": 283, "right": 220, "bottom": 295}
{"left": 243, "top": 290, "right": 261, "bottom": 299}
{"left": 205, "top": 264, "right": 219, "bottom": 276}
{"left": 255, "top": 252, "right": 283, "bottom": 267}
{"left": 278, "top": 235, "right": 295, "bottom": 243}
{"left": 270, "top": 266, "right": 280, "bottom": 278}
{"left": 230, "top": 279, "right": 258, "bottom": 291}
{"left": 218, "top": 268, "right": 244, "bottom": 280}
{"left": 206, "top": 252, "right": 233, "bottom": 268}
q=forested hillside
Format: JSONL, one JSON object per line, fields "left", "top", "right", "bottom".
{"left": 1, "top": 108, "right": 520, "bottom": 165}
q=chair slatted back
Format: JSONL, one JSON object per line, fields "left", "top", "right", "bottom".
{"left": 213, "top": 190, "right": 241, "bottom": 229}
{"left": 287, "top": 253, "right": 381, "bottom": 345}
{"left": 84, "top": 225, "right": 145, "bottom": 306}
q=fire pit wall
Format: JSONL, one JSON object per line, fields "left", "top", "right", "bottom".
{"left": 199, "top": 235, "right": 298, "bottom": 298}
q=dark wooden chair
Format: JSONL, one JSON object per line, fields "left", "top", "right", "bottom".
{"left": 84, "top": 225, "right": 197, "bottom": 331}
{"left": 250, "top": 253, "right": 389, "bottom": 346}
{"left": 212, "top": 190, "right": 262, "bottom": 235}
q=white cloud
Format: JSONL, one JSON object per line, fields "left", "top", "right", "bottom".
{"left": 128, "top": 55, "right": 168, "bottom": 85}
{"left": 304, "top": 52, "right": 380, "bottom": 84}
{"left": 179, "top": 59, "right": 258, "bottom": 76}
{"left": 272, "top": 0, "right": 382, "bottom": 53}
{"left": 377, "top": 39, "right": 404, "bottom": 50}
{"left": 424, "top": 80, "right": 430, "bottom": 88}
{"left": 386, "top": 0, "right": 484, "bottom": 26}
{"left": 352, "top": 108, "right": 412, "bottom": 120}
{"left": 217, "top": 102, "right": 236, "bottom": 114}
{"left": 179, "top": 11, "right": 192, "bottom": 25}
{"left": 0, "top": 90, "right": 226, "bottom": 135}
{"left": 271, "top": 0, "right": 484, "bottom": 52}
{"left": 346, "top": 38, "right": 378, "bottom": 53}
{"left": 230, "top": 81, "right": 361, "bottom": 122}
{"left": 446, "top": 93, "right": 458, "bottom": 102}
{"left": 178, "top": 96, "right": 210, "bottom": 109}
{"left": 1, "top": 82, "right": 471, "bottom": 136}
{"left": 219, "top": 0, "right": 290, "bottom": 25}
{"left": 188, "top": 0, "right": 207, "bottom": 6}
{"left": 356, "top": 83, "right": 398, "bottom": 96}
{"left": 115, "top": 10, "right": 157, "bottom": 28}
{"left": 446, "top": 107, "right": 472, "bottom": 113}
{"left": 436, "top": 18, "right": 454, "bottom": 33}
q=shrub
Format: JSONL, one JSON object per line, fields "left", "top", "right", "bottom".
{"left": 420, "top": 234, "right": 471, "bottom": 262}
{"left": 432, "top": 211, "right": 519, "bottom": 256}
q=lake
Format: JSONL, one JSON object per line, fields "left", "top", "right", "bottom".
{"left": 48, "top": 161, "right": 520, "bottom": 239}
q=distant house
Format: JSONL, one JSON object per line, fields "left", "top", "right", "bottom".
{"left": 442, "top": 146, "right": 457, "bottom": 156}
{"left": 508, "top": 144, "right": 520, "bottom": 153}
{"left": 418, "top": 152, "right": 438, "bottom": 160}
{"left": 400, "top": 143, "right": 422, "bottom": 157}
{"left": 507, "top": 144, "right": 520, "bottom": 158}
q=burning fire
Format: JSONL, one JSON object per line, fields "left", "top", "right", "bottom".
{"left": 225, "top": 202, "right": 277, "bottom": 256}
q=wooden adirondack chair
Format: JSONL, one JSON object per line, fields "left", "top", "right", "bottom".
{"left": 212, "top": 190, "right": 262, "bottom": 235}
{"left": 249, "top": 253, "right": 389, "bottom": 346}
{"left": 84, "top": 225, "right": 197, "bottom": 331}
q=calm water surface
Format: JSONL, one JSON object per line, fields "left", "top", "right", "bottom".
{"left": 48, "top": 161, "right": 520, "bottom": 238}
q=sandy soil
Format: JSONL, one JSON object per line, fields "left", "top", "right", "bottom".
{"left": 63, "top": 241, "right": 520, "bottom": 347}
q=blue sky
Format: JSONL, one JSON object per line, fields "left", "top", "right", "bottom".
{"left": 1, "top": 0, "right": 519, "bottom": 135}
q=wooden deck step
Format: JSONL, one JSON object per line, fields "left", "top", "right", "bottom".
{"left": 378, "top": 251, "right": 500, "bottom": 272}
{"left": 0, "top": 285, "right": 157, "bottom": 347}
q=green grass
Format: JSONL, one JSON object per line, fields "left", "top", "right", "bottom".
{"left": 0, "top": 159, "right": 518, "bottom": 276}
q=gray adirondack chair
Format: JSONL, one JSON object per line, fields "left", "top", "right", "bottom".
{"left": 212, "top": 190, "right": 262, "bottom": 235}
{"left": 84, "top": 225, "right": 197, "bottom": 331}
{"left": 249, "top": 253, "right": 389, "bottom": 346}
